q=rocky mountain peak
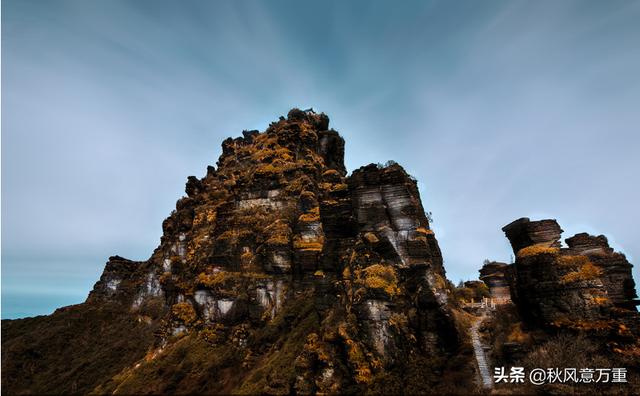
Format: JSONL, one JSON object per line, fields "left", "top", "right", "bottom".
{"left": 215, "top": 108, "right": 345, "bottom": 181}
{"left": 77, "top": 109, "right": 464, "bottom": 394}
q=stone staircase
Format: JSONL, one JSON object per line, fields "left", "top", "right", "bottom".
{"left": 471, "top": 314, "right": 493, "bottom": 389}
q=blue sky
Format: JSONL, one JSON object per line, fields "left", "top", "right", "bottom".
{"left": 2, "top": 0, "right": 639, "bottom": 318}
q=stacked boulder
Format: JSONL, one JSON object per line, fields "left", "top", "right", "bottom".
{"left": 479, "top": 261, "right": 511, "bottom": 302}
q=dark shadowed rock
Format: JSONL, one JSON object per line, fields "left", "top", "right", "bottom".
{"left": 185, "top": 176, "right": 202, "bottom": 197}
{"left": 566, "top": 233, "right": 638, "bottom": 310}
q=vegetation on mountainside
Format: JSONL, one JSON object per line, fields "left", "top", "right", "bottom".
{"left": 357, "top": 264, "right": 400, "bottom": 297}
{"left": 517, "top": 245, "right": 560, "bottom": 258}
{"left": 1, "top": 304, "right": 158, "bottom": 395}
{"left": 171, "top": 302, "right": 197, "bottom": 324}
{"left": 452, "top": 280, "right": 490, "bottom": 303}
{"left": 483, "top": 303, "right": 640, "bottom": 395}
{"left": 559, "top": 261, "right": 603, "bottom": 284}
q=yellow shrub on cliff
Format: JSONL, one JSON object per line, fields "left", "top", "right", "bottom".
{"left": 298, "top": 207, "right": 320, "bottom": 223}
{"left": 265, "top": 234, "right": 290, "bottom": 246}
{"left": 355, "top": 367, "right": 372, "bottom": 384}
{"left": 193, "top": 207, "right": 217, "bottom": 227}
{"left": 338, "top": 323, "right": 373, "bottom": 384}
{"left": 171, "top": 302, "right": 196, "bottom": 324}
{"left": 197, "top": 272, "right": 231, "bottom": 287}
{"left": 557, "top": 254, "right": 590, "bottom": 267}
{"left": 293, "top": 239, "right": 324, "bottom": 251}
{"left": 240, "top": 251, "right": 255, "bottom": 268}
{"left": 285, "top": 176, "right": 312, "bottom": 194}
{"left": 304, "top": 333, "right": 330, "bottom": 362}
{"left": 186, "top": 236, "right": 209, "bottom": 262}
{"left": 360, "top": 264, "right": 399, "bottom": 297}
{"left": 299, "top": 190, "right": 316, "bottom": 200}
{"left": 389, "top": 313, "right": 408, "bottom": 329}
{"left": 416, "top": 226, "right": 433, "bottom": 235}
{"left": 320, "top": 182, "right": 348, "bottom": 192}
{"left": 200, "top": 323, "right": 225, "bottom": 345}
{"left": 363, "top": 232, "right": 379, "bottom": 243}
{"left": 264, "top": 221, "right": 291, "bottom": 246}
{"left": 560, "top": 262, "right": 603, "bottom": 284}
{"left": 517, "top": 245, "right": 560, "bottom": 258}
{"left": 552, "top": 319, "right": 613, "bottom": 331}
{"left": 593, "top": 296, "right": 609, "bottom": 305}
{"left": 253, "top": 132, "right": 277, "bottom": 147}
{"left": 322, "top": 169, "right": 340, "bottom": 177}
{"left": 217, "top": 230, "right": 238, "bottom": 241}
{"left": 254, "top": 158, "right": 299, "bottom": 176}
{"left": 251, "top": 147, "right": 293, "bottom": 163}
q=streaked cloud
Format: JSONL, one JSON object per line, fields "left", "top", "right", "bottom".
{"left": 3, "top": 0, "right": 639, "bottom": 318}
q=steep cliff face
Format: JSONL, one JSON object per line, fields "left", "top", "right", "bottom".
{"left": 565, "top": 233, "right": 639, "bottom": 311}
{"left": 502, "top": 217, "right": 638, "bottom": 337}
{"left": 3, "top": 109, "right": 470, "bottom": 395}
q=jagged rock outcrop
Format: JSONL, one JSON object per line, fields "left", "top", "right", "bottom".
{"left": 478, "top": 261, "right": 511, "bottom": 301}
{"left": 2, "top": 109, "right": 471, "bottom": 395}
{"left": 502, "top": 217, "right": 638, "bottom": 338}
{"left": 502, "top": 217, "right": 563, "bottom": 252}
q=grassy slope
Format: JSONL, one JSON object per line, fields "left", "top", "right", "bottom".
{"left": 90, "top": 294, "right": 479, "bottom": 395}
{"left": 94, "top": 292, "right": 322, "bottom": 395}
{"left": 1, "top": 302, "right": 157, "bottom": 395}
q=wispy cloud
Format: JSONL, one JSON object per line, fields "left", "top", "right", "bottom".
{"left": 3, "top": 0, "right": 639, "bottom": 317}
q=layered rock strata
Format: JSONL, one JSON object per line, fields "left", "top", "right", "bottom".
{"left": 502, "top": 217, "right": 638, "bottom": 337}
{"left": 478, "top": 261, "right": 511, "bottom": 301}
{"left": 566, "top": 233, "right": 638, "bottom": 310}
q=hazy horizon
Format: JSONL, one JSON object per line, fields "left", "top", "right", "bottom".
{"left": 3, "top": 0, "right": 640, "bottom": 319}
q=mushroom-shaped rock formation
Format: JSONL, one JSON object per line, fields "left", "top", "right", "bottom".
{"left": 502, "top": 217, "right": 639, "bottom": 337}
{"left": 479, "top": 261, "right": 511, "bottom": 302}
